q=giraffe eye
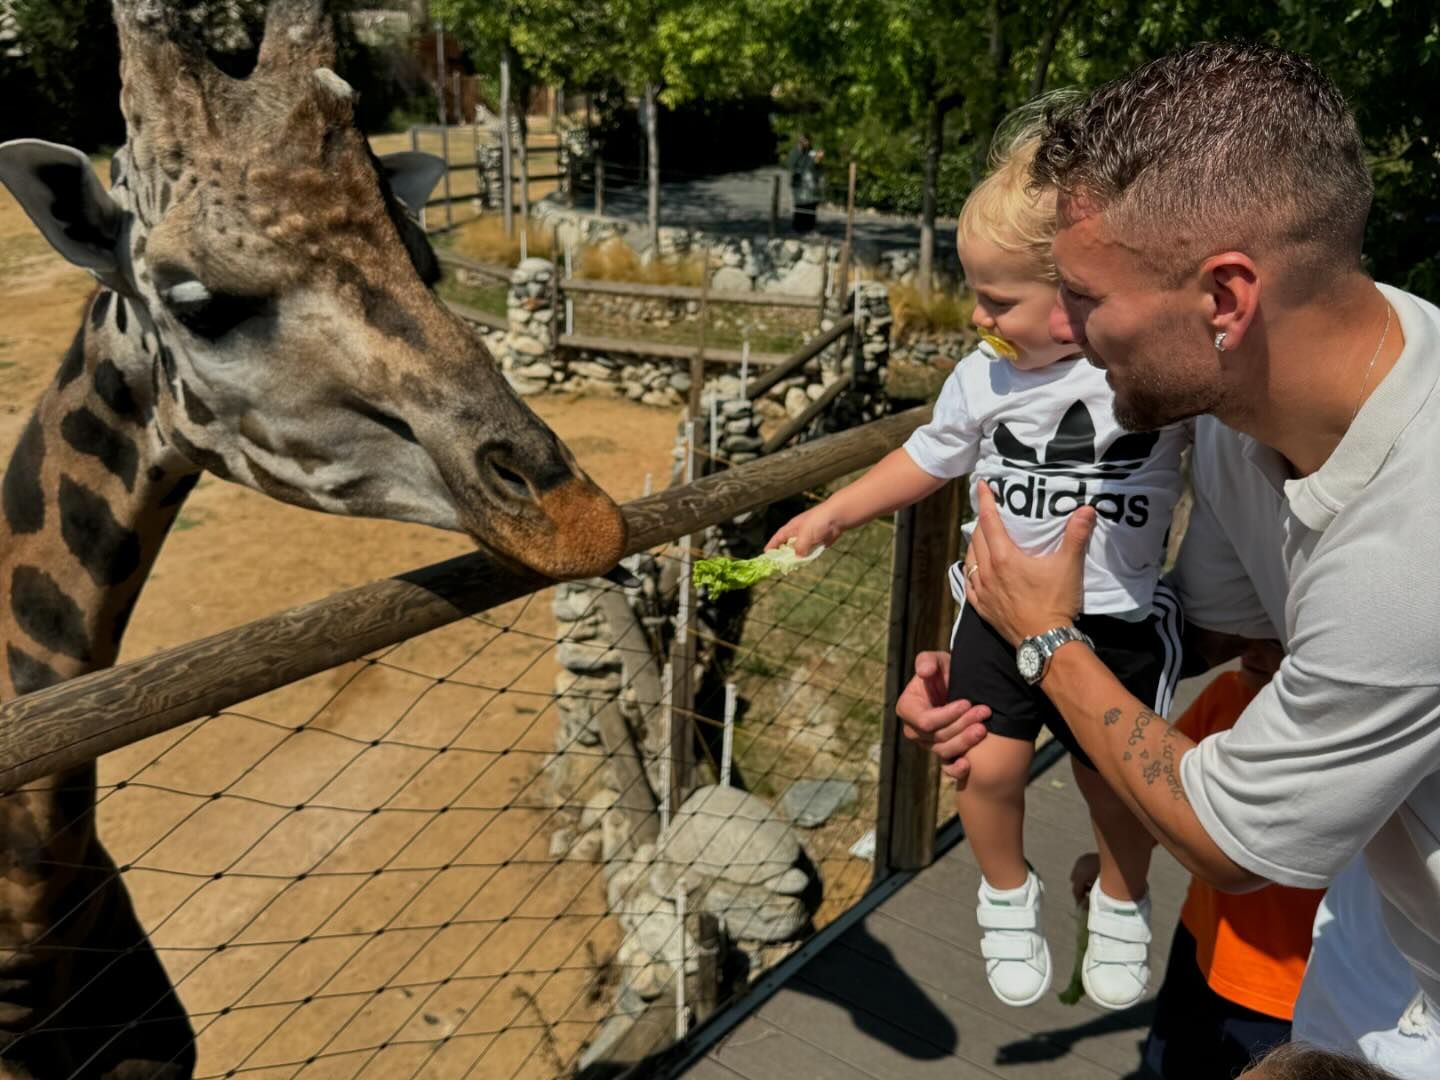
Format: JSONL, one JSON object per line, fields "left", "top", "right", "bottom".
{"left": 162, "top": 278, "right": 270, "bottom": 341}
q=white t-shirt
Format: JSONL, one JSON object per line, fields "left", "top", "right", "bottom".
{"left": 1174, "top": 283, "right": 1440, "bottom": 1014}
{"left": 904, "top": 347, "right": 1187, "bottom": 616}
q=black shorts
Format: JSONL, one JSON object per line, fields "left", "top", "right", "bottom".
{"left": 946, "top": 578, "right": 1182, "bottom": 772}
{"left": 1142, "top": 924, "right": 1291, "bottom": 1079}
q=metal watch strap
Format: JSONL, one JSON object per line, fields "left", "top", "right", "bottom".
{"left": 1022, "top": 625, "right": 1095, "bottom": 684}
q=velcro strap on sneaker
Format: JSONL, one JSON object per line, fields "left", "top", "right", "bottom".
{"left": 1088, "top": 908, "right": 1152, "bottom": 944}
{"left": 981, "top": 935, "right": 1037, "bottom": 962}
{"left": 977, "top": 905, "right": 1039, "bottom": 931}
{"left": 1086, "top": 934, "right": 1148, "bottom": 964}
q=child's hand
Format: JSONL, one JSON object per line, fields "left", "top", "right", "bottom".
{"left": 767, "top": 506, "right": 843, "bottom": 557}
{"left": 1070, "top": 852, "right": 1100, "bottom": 906}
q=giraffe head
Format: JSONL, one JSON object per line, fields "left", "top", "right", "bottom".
{"left": 0, "top": 0, "right": 627, "bottom": 580}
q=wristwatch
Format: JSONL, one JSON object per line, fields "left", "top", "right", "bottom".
{"left": 1016, "top": 625, "right": 1095, "bottom": 685}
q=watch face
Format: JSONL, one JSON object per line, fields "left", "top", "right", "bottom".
{"left": 1017, "top": 642, "right": 1043, "bottom": 682}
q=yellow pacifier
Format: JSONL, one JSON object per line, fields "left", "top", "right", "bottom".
{"left": 978, "top": 329, "right": 1019, "bottom": 362}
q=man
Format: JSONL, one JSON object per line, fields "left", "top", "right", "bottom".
{"left": 788, "top": 134, "right": 824, "bottom": 233}
{"left": 899, "top": 42, "right": 1440, "bottom": 1076}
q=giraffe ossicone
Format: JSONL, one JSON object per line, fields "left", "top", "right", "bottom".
{"left": 0, "top": 1, "right": 627, "bottom": 1072}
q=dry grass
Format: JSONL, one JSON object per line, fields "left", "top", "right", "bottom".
{"left": 450, "top": 215, "right": 562, "bottom": 267}
{"left": 889, "top": 282, "right": 973, "bottom": 337}
{"left": 577, "top": 238, "right": 705, "bottom": 287}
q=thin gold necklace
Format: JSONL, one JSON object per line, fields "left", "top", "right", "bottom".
{"left": 1350, "top": 304, "right": 1393, "bottom": 425}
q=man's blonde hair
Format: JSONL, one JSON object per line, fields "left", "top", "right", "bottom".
{"left": 957, "top": 94, "right": 1079, "bottom": 284}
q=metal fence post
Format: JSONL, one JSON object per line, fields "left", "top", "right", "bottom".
{"left": 874, "top": 481, "right": 967, "bottom": 876}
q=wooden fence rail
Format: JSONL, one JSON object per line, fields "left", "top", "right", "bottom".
{"left": 0, "top": 409, "right": 930, "bottom": 795}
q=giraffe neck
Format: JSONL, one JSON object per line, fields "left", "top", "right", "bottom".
{"left": 2, "top": 286, "right": 197, "bottom": 700}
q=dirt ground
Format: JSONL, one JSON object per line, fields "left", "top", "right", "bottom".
{"left": 2, "top": 175, "right": 682, "bottom": 1077}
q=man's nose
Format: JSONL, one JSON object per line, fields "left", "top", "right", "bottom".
{"left": 1049, "top": 295, "right": 1081, "bottom": 346}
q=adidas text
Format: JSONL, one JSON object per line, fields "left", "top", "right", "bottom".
{"left": 985, "top": 475, "right": 1150, "bottom": 527}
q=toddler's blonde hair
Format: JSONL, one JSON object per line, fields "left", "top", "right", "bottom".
{"left": 957, "top": 92, "right": 1080, "bottom": 284}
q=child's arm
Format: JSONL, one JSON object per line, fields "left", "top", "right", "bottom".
{"left": 767, "top": 448, "right": 946, "bottom": 556}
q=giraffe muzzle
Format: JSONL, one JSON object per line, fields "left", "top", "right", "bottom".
{"left": 462, "top": 443, "right": 627, "bottom": 580}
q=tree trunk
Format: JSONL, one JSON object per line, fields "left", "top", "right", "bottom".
{"left": 973, "top": 0, "right": 1012, "bottom": 180}
{"left": 644, "top": 81, "right": 660, "bottom": 258}
{"left": 918, "top": 96, "right": 944, "bottom": 298}
{"left": 1030, "top": 0, "right": 1079, "bottom": 99}
{"left": 499, "top": 48, "right": 513, "bottom": 238}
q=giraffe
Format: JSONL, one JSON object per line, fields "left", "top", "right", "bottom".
{"left": 0, "top": 1, "right": 628, "bottom": 1074}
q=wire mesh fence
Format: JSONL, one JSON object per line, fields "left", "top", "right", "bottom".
{"left": 5, "top": 471, "right": 905, "bottom": 1078}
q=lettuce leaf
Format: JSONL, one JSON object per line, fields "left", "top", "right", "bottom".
{"left": 692, "top": 541, "right": 825, "bottom": 598}
{"left": 1057, "top": 903, "right": 1090, "bottom": 1005}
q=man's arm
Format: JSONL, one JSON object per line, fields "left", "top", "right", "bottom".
{"left": 1037, "top": 643, "right": 1263, "bottom": 890}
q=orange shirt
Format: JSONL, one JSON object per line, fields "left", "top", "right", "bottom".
{"left": 1175, "top": 671, "right": 1325, "bottom": 1020}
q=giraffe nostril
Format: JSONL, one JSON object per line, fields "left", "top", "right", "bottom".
{"left": 482, "top": 454, "right": 532, "bottom": 503}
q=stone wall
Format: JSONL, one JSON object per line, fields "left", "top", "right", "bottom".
{"left": 478, "top": 259, "right": 893, "bottom": 433}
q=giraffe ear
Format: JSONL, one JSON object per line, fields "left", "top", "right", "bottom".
{"left": 0, "top": 139, "right": 124, "bottom": 283}
{"left": 378, "top": 151, "right": 447, "bottom": 217}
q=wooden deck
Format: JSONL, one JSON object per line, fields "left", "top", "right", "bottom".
{"left": 676, "top": 673, "right": 1217, "bottom": 1080}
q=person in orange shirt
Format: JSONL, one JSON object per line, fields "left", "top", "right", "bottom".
{"left": 1073, "top": 639, "right": 1324, "bottom": 1078}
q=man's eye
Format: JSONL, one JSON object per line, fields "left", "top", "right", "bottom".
{"left": 163, "top": 280, "right": 270, "bottom": 340}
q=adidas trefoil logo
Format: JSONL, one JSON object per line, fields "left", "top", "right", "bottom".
{"left": 988, "top": 402, "right": 1160, "bottom": 527}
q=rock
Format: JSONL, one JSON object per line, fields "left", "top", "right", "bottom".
{"left": 784, "top": 386, "right": 810, "bottom": 419}
{"left": 642, "top": 389, "right": 679, "bottom": 408}
{"left": 549, "top": 826, "right": 575, "bottom": 859}
{"left": 766, "top": 867, "right": 811, "bottom": 896}
{"left": 668, "top": 372, "right": 691, "bottom": 393}
{"left": 723, "top": 434, "right": 763, "bottom": 454}
{"left": 776, "top": 261, "right": 824, "bottom": 295}
{"left": 754, "top": 398, "right": 786, "bottom": 420}
{"left": 711, "top": 266, "right": 752, "bottom": 292}
{"left": 580, "top": 789, "right": 620, "bottom": 831}
{"left": 653, "top": 785, "right": 801, "bottom": 887}
{"left": 567, "top": 827, "right": 603, "bottom": 862}
{"left": 505, "top": 375, "right": 548, "bottom": 396}
{"left": 780, "top": 779, "right": 858, "bottom": 827}
{"left": 517, "top": 256, "right": 554, "bottom": 277}
{"left": 571, "top": 360, "right": 618, "bottom": 381}
{"left": 701, "top": 879, "right": 808, "bottom": 942}
{"left": 632, "top": 961, "right": 672, "bottom": 1001}
{"left": 508, "top": 333, "right": 547, "bottom": 357}
{"left": 725, "top": 417, "right": 755, "bottom": 435}
{"left": 805, "top": 382, "right": 826, "bottom": 401}
{"left": 514, "top": 361, "right": 554, "bottom": 380}
{"left": 556, "top": 639, "right": 622, "bottom": 672}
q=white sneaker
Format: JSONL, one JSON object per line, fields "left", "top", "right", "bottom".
{"left": 1082, "top": 884, "right": 1152, "bottom": 1010}
{"left": 976, "top": 871, "right": 1052, "bottom": 1007}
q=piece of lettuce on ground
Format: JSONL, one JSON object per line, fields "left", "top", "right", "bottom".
{"left": 692, "top": 541, "right": 825, "bottom": 598}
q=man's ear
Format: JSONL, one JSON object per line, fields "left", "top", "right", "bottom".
{"left": 378, "top": 151, "right": 447, "bottom": 216}
{"left": 0, "top": 139, "right": 125, "bottom": 284}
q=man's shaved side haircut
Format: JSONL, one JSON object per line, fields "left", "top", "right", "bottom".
{"left": 1032, "top": 42, "right": 1373, "bottom": 287}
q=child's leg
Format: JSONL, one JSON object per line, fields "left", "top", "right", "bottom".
{"left": 954, "top": 733, "right": 1035, "bottom": 889}
{"left": 1071, "top": 756, "right": 1154, "bottom": 902}
{"left": 1070, "top": 756, "right": 1156, "bottom": 1010}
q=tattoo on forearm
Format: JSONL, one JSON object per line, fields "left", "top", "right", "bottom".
{"left": 1160, "top": 727, "right": 1187, "bottom": 802}
{"left": 1127, "top": 708, "right": 1156, "bottom": 746}
{"left": 1109, "top": 705, "right": 1190, "bottom": 804}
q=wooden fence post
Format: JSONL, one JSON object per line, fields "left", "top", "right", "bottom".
{"left": 874, "top": 481, "right": 967, "bottom": 876}
{"left": 769, "top": 174, "right": 780, "bottom": 239}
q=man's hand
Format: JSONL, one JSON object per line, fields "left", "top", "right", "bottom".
{"left": 896, "top": 650, "right": 992, "bottom": 783}
{"left": 964, "top": 483, "right": 1096, "bottom": 646}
